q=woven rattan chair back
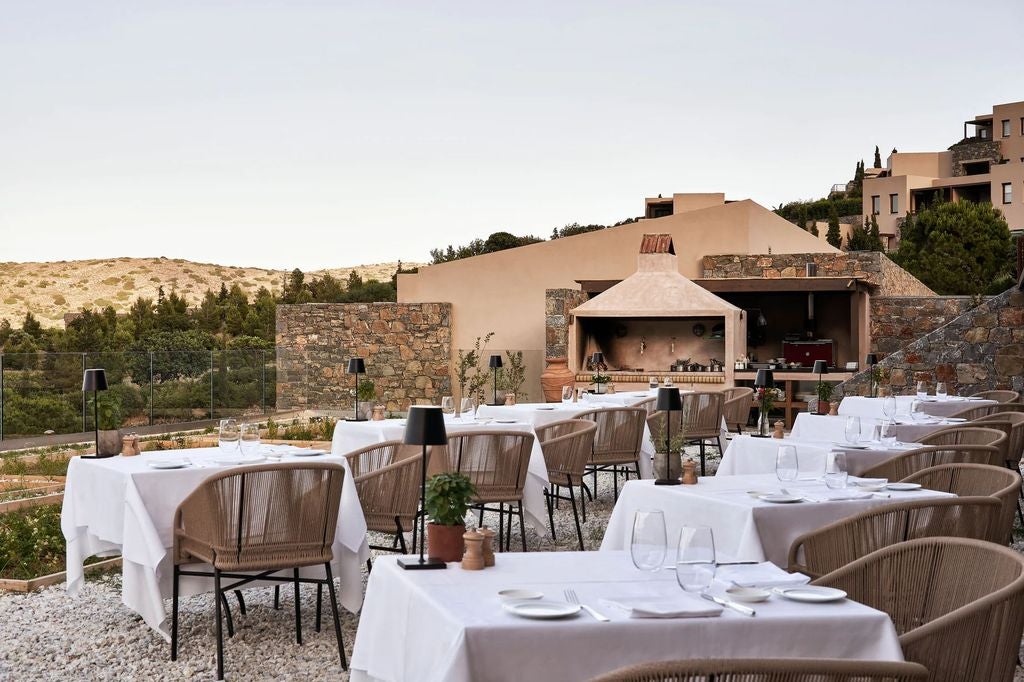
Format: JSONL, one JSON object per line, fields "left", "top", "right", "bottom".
{"left": 536, "top": 419, "right": 597, "bottom": 486}
{"left": 575, "top": 408, "right": 647, "bottom": 466}
{"left": 681, "top": 391, "right": 724, "bottom": 439}
{"left": 722, "top": 387, "right": 754, "bottom": 432}
{"left": 343, "top": 440, "right": 401, "bottom": 477}
{"left": 947, "top": 404, "right": 998, "bottom": 421}
{"left": 174, "top": 462, "right": 345, "bottom": 572}
{"left": 353, "top": 455, "right": 422, "bottom": 535}
{"left": 812, "top": 537, "right": 1024, "bottom": 682}
{"left": 630, "top": 396, "right": 657, "bottom": 416}
{"left": 989, "top": 402, "right": 1024, "bottom": 415}
{"left": 972, "top": 389, "right": 1022, "bottom": 404}
{"left": 919, "top": 426, "right": 1008, "bottom": 463}
{"left": 445, "top": 430, "right": 534, "bottom": 504}
{"left": 590, "top": 658, "right": 928, "bottom": 681}
{"left": 973, "top": 414, "right": 1024, "bottom": 467}
{"left": 860, "top": 444, "right": 1001, "bottom": 480}
{"left": 788, "top": 496, "right": 1004, "bottom": 579}
{"left": 901, "top": 463, "right": 1021, "bottom": 544}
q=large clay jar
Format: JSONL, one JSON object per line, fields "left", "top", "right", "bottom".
{"left": 541, "top": 357, "right": 574, "bottom": 402}
{"left": 427, "top": 523, "right": 466, "bottom": 563}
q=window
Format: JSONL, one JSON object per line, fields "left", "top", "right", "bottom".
{"left": 1002, "top": 119, "right": 1011, "bottom": 137}
{"left": 1003, "top": 183, "right": 1013, "bottom": 204}
{"left": 1020, "top": 117, "right": 1024, "bottom": 135}
{"left": 871, "top": 195, "right": 880, "bottom": 214}
{"left": 889, "top": 194, "right": 899, "bottom": 214}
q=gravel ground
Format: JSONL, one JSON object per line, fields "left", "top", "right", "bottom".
{"left": 2, "top": 447, "right": 1023, "bottom": 680}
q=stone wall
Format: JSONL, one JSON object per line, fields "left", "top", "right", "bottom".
{"left": 701, "top": 252, "right": 933, "bottom": 296}
{"left": 870, "top": 296, "right": 980, "bottom": 356}
{"left": 276, "top": 303, "right": 451, "bottom": 412}
{"left": 545, "top": 288, "right": 589, "bottom": 360}
{"left": 949, "top": 140, "right": 1002, "bottom": 176}
{"left": 838, "top": 283, "right": 1024, "bottom": 396}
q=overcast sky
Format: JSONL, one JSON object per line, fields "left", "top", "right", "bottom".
{"left": 2, "top": 1, "right": 1022, "bottom": 270}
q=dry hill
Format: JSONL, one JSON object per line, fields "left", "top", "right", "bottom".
{"left": 0, "top": 257, "right": 424, "bottom": 327}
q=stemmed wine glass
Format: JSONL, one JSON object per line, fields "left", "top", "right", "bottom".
{"left": 936, "top": 382, "right": 948, "bottom": 400}
{"left": 916, "top": 381, "right": 928, "bottom": 399}
{"left": 675, "top": 526, "right": 716, "bottom": 592}
{"left": 844, "top": 416, "right": 861, "bottom": 445}
{"left": 459, "top": 397, "right": 474, "bottom": 420}
{"left": 881, "top": 394, "right": 897, "bottom": 421}
{"left": 239, "top": 422, "right": 260, "bottom": 457}
{"left": 441, "top": 396, "right": 455, "bottom": 418}
{"left": 561, "top": 385, "right": 574, "bottom": 404}
{"left": 630, "top": 509, "right": 667, "bottom": 571}
{"left": 219, "top": 418, "right": 240, "bottom": 455}
{"left": 776, "top": 445, "right": 799, "bottom": 482}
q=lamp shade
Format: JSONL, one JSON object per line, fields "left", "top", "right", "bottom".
{"left": 591, "top": 352, "right": 604, "bottom": 365}
{"left": 488, "top": 354, "right": 503, "bottom": 369}
{"left": 403, "top": 406, "right": 448, "bottom": 446}
{"left": 347, "top": 357, "right": 366, "bottom": 374}
{"left": 812, "top": 360, "right": 829, "bottom": 375}
{"left": 754, "top": 369, "right": 774, "bottom": 388}
{"left": 82, "top": 368, "right": 108, "bottom": 392}
{"left": 656, "top": 386, "right": 682, "bottom": 411}
{"left": 865, "top": 353, "right": 878, "bottom": 366}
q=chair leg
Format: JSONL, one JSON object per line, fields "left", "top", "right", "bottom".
{"left": 316, "top": 582, "right": 323, "bottom": 633}
{"left": 613, "top": 466, "right": 618, "bottom": 499}
{"left": 634, "top": 462, "right": 641, "bottom": 481}
{"left": 518, "top": 504, "right": 527, "bottom": 553}
{"left": 545, "top": 488, "right": 556, "bottom": 541}
{"left": 497, "top": 503, "right": 505, "bottom": 550}
{"left": 220, "top": 590, "right": 235, "bottom": 638}
{"left": 293, "top": 568, "right": 302, "bottom": 645}
{"left": 699, "top": 440, "right": 706, "bottom": 477}
{"left": 324, "top": 562, "right": 348, "bottom": 671}
{"left": 396, "top": 518, "right": 408, "bottom": 555}
{"left": 506, "top": 504, "right": 514, "bottom": 551}
{"left": 213, "top": 567, "right": 225, "bottom": 681}
{"left": 581, "top": 479, "right": 587, "bottom": 522}
{"left": 568, "top": 480, "right": 584, "bottom": 552}
{"left": 171, "top": 564, "right": 180, "bottom": 661}
{"left": 737, "top": 424, "right": 743, "bottom": 435}
{"left": 716, "top": 436, "right": 724, "bottom": 465}
{"left": 233, "top": 590, "right": 246, "bottom": 615}
{"left": 274, "top": 585, "right": 280, "bottom": 610}
{"left": 478, "top": 506, "right": 485, "bottom": 528}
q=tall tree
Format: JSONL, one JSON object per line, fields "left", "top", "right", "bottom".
{"left": 826, "top": 205, "right": 843, "bottom": 249}
{"left": 873, "top": 145, "right": 882, "bottom": 168}
{"left": 21, "top": 311, "right": 43, "bottom": 339}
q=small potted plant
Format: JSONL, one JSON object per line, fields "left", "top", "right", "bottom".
{"left": 357, "top": 379, "right": 376, "bottom": 420}
{"left": 424, "top": 472, "right": 477, "bottom": 562}
{"left": 815, "top": 381, "right": 834, "bottom": 415}
{"left": 97, "top": 398, "right": 123, "bottom": 457}
{"left": 498, "top": 350, "right": 527, "bottom": 404}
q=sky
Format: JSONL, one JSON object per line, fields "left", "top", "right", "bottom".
{"left": 1, "top": 0, "right": 1022, "bottom": 270}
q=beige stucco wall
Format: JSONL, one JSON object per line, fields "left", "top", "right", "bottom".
{"left": 994, "top": 101, "right": 1024, "bottom": 168}
{"left": 863, "top": 174, "right": 937, "bottom": 237}
{"left": 673, "top": 192, "right": 726, "bottom": 213}
{"left": 991, "top": 162, "right": 1024, "bottom": 231}
{"left": 888, "top": 151, "right": 952, "bottom": 178}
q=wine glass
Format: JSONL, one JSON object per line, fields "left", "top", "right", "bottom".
{"left": 441, "top": 396, "right": 455, "bottom": 417}
{"left": 459, "top": 397, "right": 474, "bottom": 419}
{"left": 239, "top": 422, "right": 261, "bottom": 457}
{"left": 936, "top": 382, "right": 948, "bottom": 400}
{"left": 910, "top": 399, "right": 927, "bottom": 421}
{"left": 218, "top": 418, "right": 240, "bottom": 455}
{"left": 675, "top": 526, "right": 716, "bottom": 592}
{"left": 630, "top": 509, "right": 667, "bottom": 571}
{"left": 776, "top": 445, "right": 799, "bottom": 482}
{"left": 824, "top": 450, "right": 848, "bottom": 489}
{"left": 844, "top": 416, "right": 861, "bottom": 445}
{"left": 881, "top": 395, "right": 897, "bottom": 421}
{"left": 561, "top": 385, "right": 574, "bottom": 404}
{"left": 648, "top": 377, "right": 658, "bottom": 391}
{"left": 916, "top": 381, "right": 928, "bottom": 399}
{"left": 879, "top": 419, "right": 898, "bottom": 447}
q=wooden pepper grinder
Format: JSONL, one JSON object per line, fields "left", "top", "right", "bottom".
{"left": 131, "top": 434, "right": 142, "bottom": 455}
{"left": 121, "top": 434, "right": 137, "bottom": 457}
{"left": 772, "top": 421, "right": 785, "bottom": 439}
{"left": 681, "top": 458, "right": 698, "bottom": 485}
{"left": 371, "top": 405, "right": 386, "bottom": 421}
{"left": 828, "top": 401, "right": 839, "bottom": 416}
{"left": 504, "top": 393, "right": 516, "bottom": 406}
{"left": 461, "top": 529, "right": 485, "bottom": 570}
{"left": 478, "top": 525, "right": 496, "bottom": 567}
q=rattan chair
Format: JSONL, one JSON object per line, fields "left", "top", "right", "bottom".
{"left": 859, "top": 444, "right": 1001, "bottom": 480}
{"left": 590, "top": 658, "right": 928, "bottom": 681}
{"left": 575, "top": 407, "right": 647, "bottom": 501}
{"left": 787, "top": 497, "right": 1003, "bottom": 579}
{"left": 171, "top": 463, "right": 347, "bottom": 680}
{"left": 972, "top": 413, "right": 1024, "bottom": 526}
{"left": 812, "top": 537, "right": 1024, "bottom": 682}
{"left": 536, "top": 419, "right": 597, "bottom": 550}
{"left": 972, "top": 389, "right": 1021, "bottom": 403}
{"left": 946, "top": 404, "right": 997, "bottom": 420}
{"left": 722, "top": 387, "right": 754, "bottom": 434}
{"left": 344, "top": 440, "right": 423, "bottom": 559}
{"left": 680, "top": 391, "right": 725, "bottom": 476}
{"left": 919, "top": 426, "right": 1008, "bottom": 464}
{"left": 445, "top": 430, "right": 534, "bottom": 551}
{"left": 630, "top": 396, "right": 657, "bottom": 416}
{"left": 900, "top": 463, "right": 1022, "bottom": 544}
{"left": 989, "top": 402, "right": 1024, "bottom": 415}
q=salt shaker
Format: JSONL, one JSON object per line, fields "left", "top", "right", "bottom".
{"left": 478, "top": 525, "right": 496, "bottom": 567}
{"left": 772, "top": 421, "right": 785, "bottom": 439}
{"left": 461, "top": 529, "right": 485, "bottom": 570}
{"left": 681, "top": 458, "right": 698, "bottom": 485}
{"left": 121, "top": 435, "right": 137, "bottom": 457}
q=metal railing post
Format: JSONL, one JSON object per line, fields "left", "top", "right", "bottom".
{"left": 149, "top": 352, "right": 154, "bottom": 426}
{"left": 210, "top": 351, "right": 215, "bottom": 420}
{"left": 0, "top": 352, "right": 4, "bottom": 442}
{"left": 261, "top": 350, "right": 267, "bottom": 414}
{"left": 81, "top": 353, "right": 87, "bottom": 432}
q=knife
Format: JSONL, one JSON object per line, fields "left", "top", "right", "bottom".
{"left": 701, "top": 591, "right": 756, "bottom": 617}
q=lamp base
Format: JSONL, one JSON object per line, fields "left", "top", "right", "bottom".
{"left": 654, "top": 479, "right": 682, "bottom": 486}
{"left": 345, "top": 417, "right": 368, "bottom": 422}
{"left": 749, "top": 434, "right": 771, "bottom": 438}
{"left": 398, "top": 556, "right": 448, "bottom": 570}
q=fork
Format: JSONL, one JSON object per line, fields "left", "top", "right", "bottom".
{"left": 564, "top": 588, "right": 609, "bottom": 622}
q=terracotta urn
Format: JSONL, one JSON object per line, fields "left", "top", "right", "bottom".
{"left": 427, "top": 523, "right": 466, "bottom": 563}
{"left": 541, "top": 357, "right": 574, "bottom": 402}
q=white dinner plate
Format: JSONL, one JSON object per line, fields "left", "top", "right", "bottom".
{"left": 757, "top": 494, "right": 803, "bottom": 504}
{"left": 886, "top": 482, "right": 922, "bottom": 491}
{"left": 943, "top": 417, "right": 968, "bottom": 423}
{"left": 502, "top": 599, "right": 580, "bottom": 620}
{"left": 535, "top": 407, "right": 556, "bottom": 410}
{"left": 288, "top": 450, "right": 326, "bottom": 457}
{"left": 147, "top": 460, "right": 188, "bottom": 470}
{"left": 776, "top": 586, "right": 847, "bottom": 603}
{"left": 498, "top": 589, "right": 543, "bottom": 601}
{"left": 835, "top": 442, "right": 869, "bottom": 450}
{"left": 214, "top": 455, "right": 267, "bottom": 466}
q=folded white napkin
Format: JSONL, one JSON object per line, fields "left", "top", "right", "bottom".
{"left": 601, "top": 595, "right": 722, "bottom": 619}
{"left": 805, "top": 489, "right": 873, "bottom": 502}
{"left": 716, "top": 562, "right": 811, "bottom": 588}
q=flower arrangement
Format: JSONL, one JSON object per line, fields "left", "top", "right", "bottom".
{"left": 756, "top": 386, "right": 782, "bottom": 413}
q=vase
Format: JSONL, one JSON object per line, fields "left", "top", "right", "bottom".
{"left": 97, "top": 429, "right": 122, "bottom": 458}
{"left": 756, "top": 409, "right": 770, "bottom": 437}
{"left": 427, "top": 523, "right": 466, "bottom": 563}
{"left": 541, "top": 357, "right": 574, "bottom": 402}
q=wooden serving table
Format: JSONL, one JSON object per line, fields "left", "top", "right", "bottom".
{"left": 734, "top": 370, "right": 853, "bottom": 428}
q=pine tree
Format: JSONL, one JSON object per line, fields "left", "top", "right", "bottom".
{"left": 826, "top": 205, "right": 842, "bottom": 248}
{"left": 868, "top": 214, "right": 884, "bottom": 251}
{"left": 873, "top": 145, "right": 882, "bottom": 168}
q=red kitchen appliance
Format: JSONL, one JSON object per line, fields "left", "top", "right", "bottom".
{"left": 782, "top": 340, "right": 834, "bottom": 367}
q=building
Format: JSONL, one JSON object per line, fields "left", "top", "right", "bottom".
{"left": 863, "top": 100, "right": 1024, "bottom": 247}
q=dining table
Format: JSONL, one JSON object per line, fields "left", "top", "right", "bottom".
{"left": 61, "top": 443, "right": 369, "bottom": 640}
{"left": 717, "top": 434, "right": 923, "bottom": 477}
{"left": 791, "top": 412, "right": 967, "bottom": 444}
{"left": 600, "top": 474, "right": 954, "bottom": 567}
{"left": 349, "top": 550, "right": 905, "bottom": 682}
{"left": 838, "top": 395, "right": 996, "bottom": 420}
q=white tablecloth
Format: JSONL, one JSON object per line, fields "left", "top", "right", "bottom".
{"left": 718, "top": 435, "right": 922, "bottom": 477}
{"left": 838, "top": 395, "right": 996, "bottom": 420}
{"left": 792, "top": 412, "right": 963, "bottom": 445}
{"left": 476, "top": 403, "right": 657, "bottom": 479}
{"left": 600, "top": 475, "right": 953, "bottom": 566}
{"left": 577, "top": 389, "right": 662, "bottom": 406}
{"left": 61, "top": 444, "right": 369, "bottom": 640}
{"left": 332, "top": 417, "right": 552, "bottom": 535}
{"left": 350, "top": 551, "right": 904, "bottom": 682}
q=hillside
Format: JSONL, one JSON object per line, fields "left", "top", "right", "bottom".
{"left": 0, "top": 257, "right": 424, "bottom": 327}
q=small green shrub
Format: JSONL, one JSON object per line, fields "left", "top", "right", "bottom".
{"left": 424, "top": 472, "right": 476, "bottom": 527}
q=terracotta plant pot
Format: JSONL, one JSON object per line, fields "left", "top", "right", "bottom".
{"left": 427, "top": 523, "right": 466, "bottom": 563}
{"left": 816, "top": 399, "right": 829, "bottom": 415}
{"left": 541, "top": 357, "right": 574, "bottom": 402}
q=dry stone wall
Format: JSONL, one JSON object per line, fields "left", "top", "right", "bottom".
{"left": 545, "top": 288, "right": 589, "bottom": 360}
{"left": 276, "top": 303, "right": 451, "bottom": 412}
{"left": 870, "top": 296, "right": 979, "bottom": 356}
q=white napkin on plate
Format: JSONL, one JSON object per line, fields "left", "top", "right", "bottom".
{"left": 601, "top": 595, "right": 722, "bottom": 619}
{"left": 804, "top": 489, "right": 873, "bottom": 502}
{"left": 716, "top": 562, "right": 811, "bottom": 588}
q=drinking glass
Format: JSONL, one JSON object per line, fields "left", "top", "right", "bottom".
{"left": 916, "top": 381, "right": 928, "bottom": 399}
{"left": 824, "top": 450, "right": 848, "bottom": 490}
{"left": 936, "top": 382, "right": 948, "bottom": 399}
{"left": 675, "top": 526, "right": 716, "bottom": 592}
{"left": 441, "top": 396, "right": 455, "bottom": 416}
{"left": 776, "top": 445, "right": 799, "bottom": 482}
{"left": 239, "top": 422, "right": 260, "bottom": 457}
{"left": 459, "top": 397, "right": 474, "bottom": 419}
{"left": 561, "top": 385, "right": 574, "bottom": 404}
{"left": 648, "top": 377, "right": 659, "bottom": 391}
{"left": 882, "top": 395, "right": 897, "bottom": 420}
{"left": 879, "top": 419, "right": 898, "bottom": 447}
{"left": 844, "top": 416, "right": 862, "bottom": 444}
{"left": 630, "top": 509, "right": 667, "bottom": 571}
{"left": 910, "top": 399, "right": 927, "bottom": 421}
{"left": 218, "top": 418, "right": 240, "bottom": 455}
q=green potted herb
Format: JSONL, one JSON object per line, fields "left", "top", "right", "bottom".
{"left": 497, "top": 350, "right": 526, "bottom": 403}
{"left": 96, "top": 398, "right": 123, "bottom": 456}
{"left": 815, "top": 381, "right": 834, "bottom": 415}
{"left": 356, "top": 379, "right": 376, "bottom": 419}
{"left": 424, "top": 472, "right": 477, "bottom": 562}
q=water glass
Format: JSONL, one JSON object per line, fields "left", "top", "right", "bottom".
{"left": 844, "top": 416, "right": 862, "bottom": 444}
{"left": 879, "top": 419, "right": 898, "bottom": 446}
{"left": 630, "top": 509, "right": 667, "bottom": 571}
{"left": 881, "top": 395, "right": 897, "bottom": 420}
{"left": 776, "top": 445, "right": 799, "bottom": 482}
{"left": 218, "top": 418, "right": 240, "bottom": 454}
{"left": 459, "top": 397, "right": 474, "bottom": 419}
{"left": 648, "top": 377, "right": 659, "bottom": 391}
{"left": 239, "top": 422, "right": 261, "bottom": 457}
{"left": 936, "top": 382, "right": 948, "bottom": 399}
{"left": 910, "top": 399, "right": 927, "bottom": 421}
{"left": 561, "top": 385, "right": 574, "bottom": 404}
{"left": 916, "top": 381, "right": 928, "bottom": 399}
{"left": 441, "top": 396, "right": 455, "bottom": 416}
{"left": 675, "top": 526, "right": 716, "bottom": 592}
{"left": 824, "top": 451, "right": 848, "bottom": 489}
